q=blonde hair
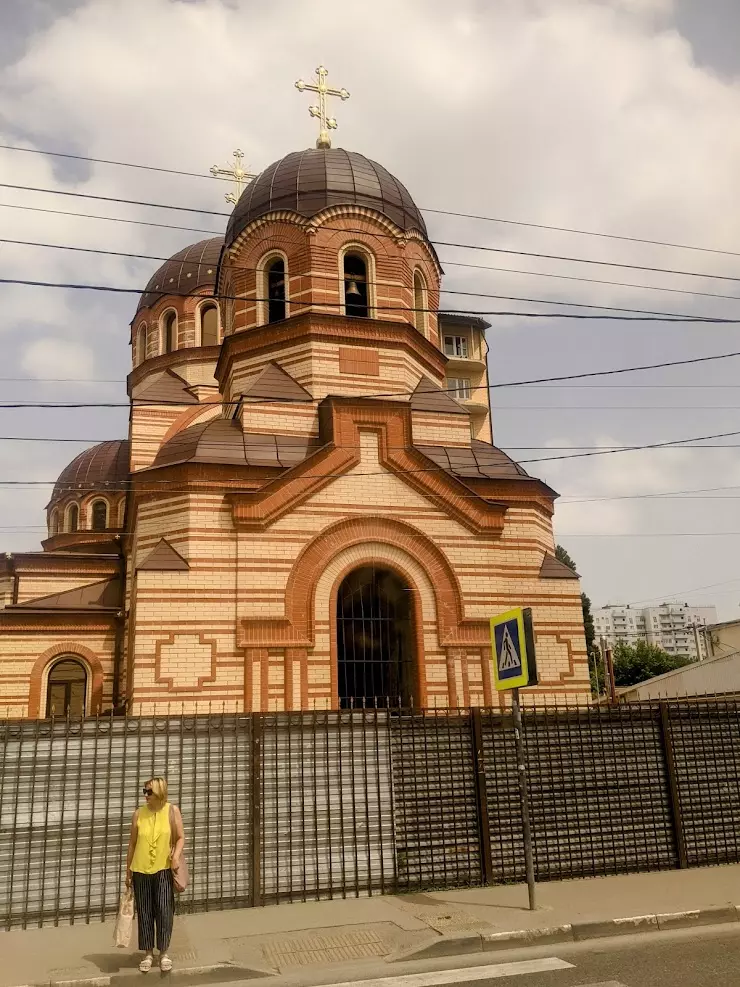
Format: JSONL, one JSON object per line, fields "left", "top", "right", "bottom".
{"left": 145, "top": 776, "right": 168, "bottom": 809}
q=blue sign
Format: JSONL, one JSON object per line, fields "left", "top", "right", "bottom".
{"left": 490, "top": 608, "right": 538, "bottom": 690}
{"left": 494, "top": 618, "right": 523, "bottom": 680}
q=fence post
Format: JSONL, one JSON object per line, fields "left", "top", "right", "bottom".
{"left": 249, "top": 714, "right": 262, "bottom": 907}
{"left": 659, "top": 702, "right": 688, "bottom": 869}
{"left": 470, "top": 708, "right": 494, "bottom": 886}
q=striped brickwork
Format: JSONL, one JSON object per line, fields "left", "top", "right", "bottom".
{"left": 0, "top": 197, "right": 589, "bottom": 718}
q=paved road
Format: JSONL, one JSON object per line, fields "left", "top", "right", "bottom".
{"left": 425, "top": 927, "right": 740, "bottom": 986}
{"left": 265, "top": 924, "right": 740, "bottom": 987}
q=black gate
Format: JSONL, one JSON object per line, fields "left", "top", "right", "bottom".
{"left": 336, "top": 567, "right": 415, "bottom": 707}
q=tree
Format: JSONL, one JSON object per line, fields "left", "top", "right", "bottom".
{"left": 612, "top": 640, "right": 694, "bottom": 687}
{"left": 555, "top": 544, "right": 597, "bottom": 661}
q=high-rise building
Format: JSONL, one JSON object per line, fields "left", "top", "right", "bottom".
{"left": 593, "top": 603, "right": 717, "bottom": 660}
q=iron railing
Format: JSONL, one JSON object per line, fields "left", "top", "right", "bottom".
{"left": 2, "top": 698, "right": 740, "bottom": 929}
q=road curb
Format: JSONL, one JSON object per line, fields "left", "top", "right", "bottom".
{"left": 37, "top": 962, "right": 269, "bottom": 987}
{"left": 390, "top": 905, "right": 740, "bottom": 961}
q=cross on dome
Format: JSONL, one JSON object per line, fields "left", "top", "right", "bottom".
{"left": 209, "top": 149, "right": 256, "bottom": 205}
{"left": 295, "top": 65, "right": 350, "bottom": 149}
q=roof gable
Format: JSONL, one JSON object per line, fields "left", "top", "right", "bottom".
{"left": 242, "top": 362, "right": 313, "bottom": 403}
{"left": 137, "top": 539, "right": 189, "bottom": 571}
{"left": 540, "top": 553, "right": 579, "bottom": 579}
{"left": 410, "top": 376, "right": 468, "bottom": 415}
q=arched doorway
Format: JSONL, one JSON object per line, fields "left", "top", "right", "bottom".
{"left": 46, "top": 658, "right": 87, "bottom": 717}
{"left": 336, "top": 566, "right": 415, "bottom": 707}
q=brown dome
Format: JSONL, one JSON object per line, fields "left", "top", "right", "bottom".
{"left": 225, "top": 149, "right": 427, "bottom": 248}
{"left": 53, "top": 440, "right": 130, "bottom": 498}
{"left": 136, "top": 237, "right": 223, "bottom": 314}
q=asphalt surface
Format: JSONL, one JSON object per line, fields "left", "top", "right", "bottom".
{"left": 250, "top": 923, "right": 740, "bottom": 987}
{"left": 426, "top": 926, "right": 740, "bottom": 986}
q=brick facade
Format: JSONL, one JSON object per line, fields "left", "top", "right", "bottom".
{"left": 0, "top": 150, "right": 590, "bottom": 717}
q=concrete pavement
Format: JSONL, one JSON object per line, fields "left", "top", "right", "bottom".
{"left": 3, "top": 865, "right": 740, "bottom": 986}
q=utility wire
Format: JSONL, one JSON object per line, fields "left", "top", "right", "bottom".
{"left": 3, "top": 236, "right": 720, "bottom": 320}
{"left": 5, "top": 200, "right": 740, "bottom": 305}
{"left": 2, "top": 427, "right": 740, "bottom": 485}
{"left": 0, "top": 201, "right": 220, "bottom": 236}
{"left": 2, "top": 182, "right": 740, "bottom": 284}
{"left": 2, "top": 436, "right": 740, "bottom": 448}
{"left": 2, "top": 347, "right": 740, "bottom": 406}
{"left": 3, "top": 142, "right": 739, "bottom": 260}
{"left": 519, "top": 428, "right": 740, "bottom": 464}
{"left": 0, "top": 277, "right": 736, "bottom": 323}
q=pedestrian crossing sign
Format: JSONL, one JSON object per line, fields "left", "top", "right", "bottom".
{"left": 490, "top": 608, "right": 538, "bottom": 690}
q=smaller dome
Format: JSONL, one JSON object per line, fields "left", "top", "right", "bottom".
{"left": 53, "top": 440, "right": 130, "bottom": 498}
{"left": 136, "top": 237, "right": 223, "bottom": 314}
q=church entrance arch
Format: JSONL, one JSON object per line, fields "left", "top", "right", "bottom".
{"left": 336, "top": 565, "right": 415, "bottom": 707}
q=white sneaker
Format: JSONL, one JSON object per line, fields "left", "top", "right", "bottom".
{"left": 159, "top": 955, "right": 173, "bottom": 973}
{"left": 139, "top": 954, "right": 153, "bottom": 973}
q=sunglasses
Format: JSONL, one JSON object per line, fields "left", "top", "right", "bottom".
{"left": 143, "top": 788, "right": 154, "bottom": 797}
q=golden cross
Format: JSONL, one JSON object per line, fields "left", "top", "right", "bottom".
{"left": 209, "top": 149, "right": 256, "bottom": 205}
{"left": 295, "top": 65, "right": 350, "bottom": 149}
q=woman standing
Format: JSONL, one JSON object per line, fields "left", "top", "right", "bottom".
{"left": 125, "top": 777, "right": 185, "bottom": 973}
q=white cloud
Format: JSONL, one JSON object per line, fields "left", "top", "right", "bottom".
{"left": 21, "top": 337, "right": 95, "bottom": 380}
{"left": 0, "top": 0, "right": 739, "bottom": 614}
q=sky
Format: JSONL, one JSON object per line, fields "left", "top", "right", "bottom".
{"left": 1, "top": 0, "right": 740, "bottom": 619}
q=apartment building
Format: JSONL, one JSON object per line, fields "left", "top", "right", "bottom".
{"left": 593, "top": 603, "right": 718, "bottom": 660}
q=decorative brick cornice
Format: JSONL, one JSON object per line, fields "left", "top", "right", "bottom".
{"left": 41, "top": 531, "right": 125, "bottom": 554}
{"left": 5, "top": 551, "right": 121, "bottom": 575}
{"left": 227, "top": 397, "right": 507, "bottom": 535}
{"left": 238, "top": 515, "right": 492, "bottom": 651}
{"left": 216, "top": 310, "right": 447, "bottom": 385}
{"left": 127, "top": 346, "right": 221, "bottom": 393}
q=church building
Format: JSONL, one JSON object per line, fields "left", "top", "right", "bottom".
{"left": 0, "top": 72, "right": 589, "bottom": 717}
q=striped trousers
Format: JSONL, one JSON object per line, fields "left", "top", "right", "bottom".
{"left": 131, "top": 869, "right": 175, "bottom": 952}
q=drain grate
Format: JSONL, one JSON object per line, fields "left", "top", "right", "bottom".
{"left": 262, "top": 929, "right": 390, "bottom": 969}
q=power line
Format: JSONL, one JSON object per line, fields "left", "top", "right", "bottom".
{"left": 555, "top": 532, "right": 740, "bottom": 537}
{"left": 2, "top": 427, "right": 740, "bottom": 486}
{"left": 2, "top": 436, "right": 740, "bottom": 448}
{"left": 2, "top": 347, "right": 740, "bottom": 405}
{"left": 517, "top": 428, "right": 740, "bottom": 464}
{"left": 422, "top": 207, "right": 740, "bottom": 260}
{"left": 5, "top": 201, "right": 739, "bottom": 308}
{"left": 0, "top": 142, "right": 226, "bottom": 181}
{"left": 4, "top": 236, "right": 720, "bottom": 320}
{"left": 560, "top": 484, "right": 740, "bottom": 504}
{"left": 0, "top": 201, "right": 220, "bottom": 236}
{"left": 0, "top": 277, "right": 736, "bottom": 323}
{"left": 442, "top": 260, "right": 740, "bottom": 304}
{"left": 3, "top": 181, "right": 740, "bottom": 285}
{"left": 3, "top": 142, "right": 739, "bottom": 260}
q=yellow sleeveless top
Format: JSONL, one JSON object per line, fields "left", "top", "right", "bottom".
{"left": 131, "top": 802, "right": 171, "bottom": 874}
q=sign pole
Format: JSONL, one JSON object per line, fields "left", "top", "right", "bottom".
{"left": 511, "top": 687, "right": 536, "bottom": 911}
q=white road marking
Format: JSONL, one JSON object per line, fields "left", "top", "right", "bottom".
{"left": 319, "top": 957, "right": 575, "bottom": 987}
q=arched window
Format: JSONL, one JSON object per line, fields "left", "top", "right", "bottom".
{"left": 91, "top": 499, "right": 108, "bottom": 531}
{"left": 67, "top": 503, "right": 79, "bottom": 532}
{"left": 136, "top": 324, "right": 147, "bottom": 365}
{"left": 200, "top": 303, "right": 219, "bottom": 346}
{"left": 336, "top": 566, "right": 415, "bottom": 707}
{"left": 163, "top": 311, "right": 177, "bottom": 353}
{"left": 343, "top": 253, "right": 369, "bottom": 318}
{"left": 267, "top": 258, "right": 286, "bottom": 323}
{"left": 50, "top": 509, "right": 59, "bottom": 536}
{"left": 46, "top": 658, "right": 87, "bottom": 717}
{"left": 413, "top": 270, "right": 426, "bottom": 335}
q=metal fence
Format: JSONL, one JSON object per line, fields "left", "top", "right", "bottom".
{"left": 2, "top": 698, "right": 740, "bottom": 929}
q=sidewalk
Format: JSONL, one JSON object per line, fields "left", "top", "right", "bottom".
{"left": 3, "top": 865, "right": 740, "bottom": 986}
